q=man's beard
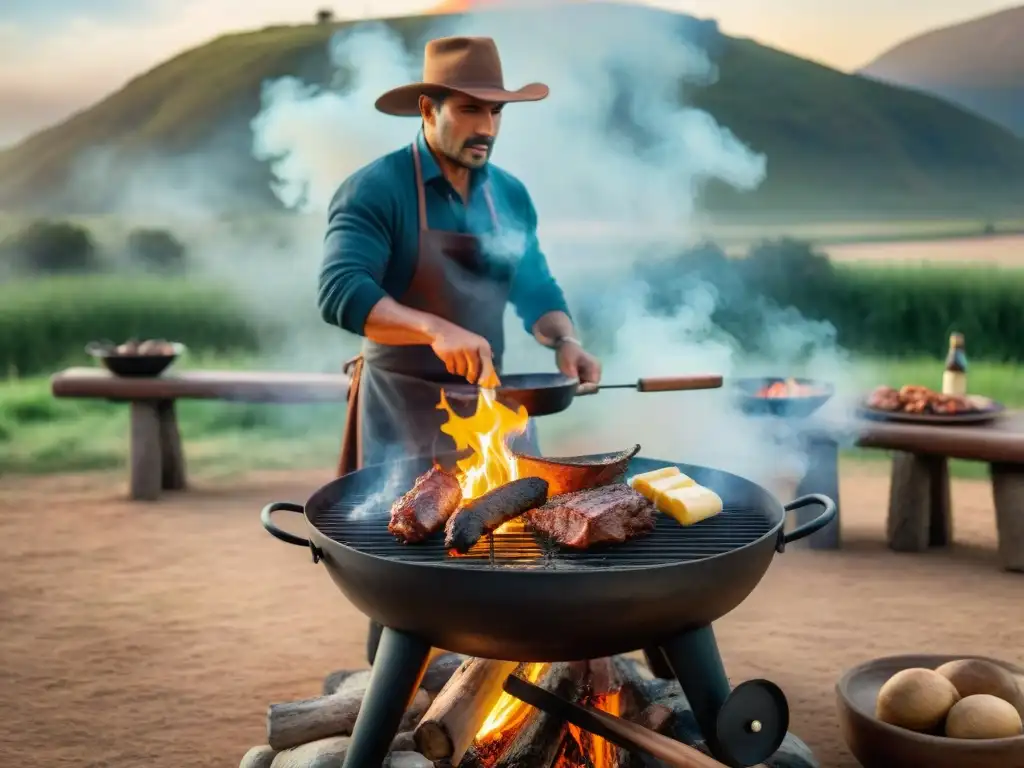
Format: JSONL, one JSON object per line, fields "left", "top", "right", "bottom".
{"left": 445, "top": 136, "right": 494, "bottom": 169}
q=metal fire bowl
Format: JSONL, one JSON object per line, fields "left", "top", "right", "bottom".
{"left": 261, "top": 454, "right": 836, "bottom": 661}
{"left": 733, "top": 377, "right": 834, "bottom": 419}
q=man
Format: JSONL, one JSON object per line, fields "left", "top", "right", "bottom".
{"left": 319, "top": 35, "right": 601, "bottom": 480}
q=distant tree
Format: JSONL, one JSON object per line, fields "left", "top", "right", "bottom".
{"left": 2, "top": 220, "right": 99, "bottom": 274}
{"left": 316, "top": 8, "right": 335, "bottom": 24}
{"left": 126, "top": 227, "right": 187, "bottom": 273}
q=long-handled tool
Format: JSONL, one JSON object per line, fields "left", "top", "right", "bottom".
{"left": 503, "top": 673, "right": 733, "bottom": 768}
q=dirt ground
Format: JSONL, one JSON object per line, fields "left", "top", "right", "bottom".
{"left": 1, "top": 462, "right": 1021, "bottom": 768}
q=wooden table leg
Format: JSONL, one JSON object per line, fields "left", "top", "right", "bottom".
{"left": 794, "top": 435, "right": 841, "bottom": 549}
{"left": 130, "top": 401, "right": 162, "bottom": 501}
{"left": 887, "top": 452, "right": 951, "bottom": 552}
{"left": 158, "top": 400, "right": 187, "bottom": 491}
{"left": 990, "top": 462, "right": 1024, "bottom": 573}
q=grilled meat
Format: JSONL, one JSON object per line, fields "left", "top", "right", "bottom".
{"left": 867, "top": 384, "right": 976, "bottom": 415}
{"left": 526, "top": 484, "right": 656, "bottom": 549}
{"left": 388, "top": 467, "right": 463, "bottom": 544}
{"left": 444, "top": 476, "right": 549, "bottom": 553}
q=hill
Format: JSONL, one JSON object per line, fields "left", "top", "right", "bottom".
{"left": 3, "top": 5, "right": 1024, "bottom": 218}
{"left": 860, "top": 5, "right": 1024, "bottom": 137}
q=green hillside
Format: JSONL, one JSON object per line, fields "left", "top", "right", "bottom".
{"left": 860, "top": 5, "right": 1024, "bottom": 137}
{"left": 3, "top": 7, "right": 1024, "bottom": 217}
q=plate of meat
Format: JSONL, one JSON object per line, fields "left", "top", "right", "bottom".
{"left": 859, "top": 385, "right": 1005, "bottom": 425}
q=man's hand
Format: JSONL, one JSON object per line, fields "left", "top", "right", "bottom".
{"left": 556, "top": 341, "right": 601, "bottom": 385}
{"left": 430, "top": 324, "right": 500, "bottom": 388}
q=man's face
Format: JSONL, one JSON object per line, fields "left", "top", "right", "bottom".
{"left": 422, "top": 93, "right": 504, "bottom": 170}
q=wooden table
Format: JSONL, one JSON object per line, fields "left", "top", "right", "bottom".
{"left": 50, "top": 368, "right": 350, "bottom": 501}
{"left": 801, "top": 411, "right": 1024, "bottom": 572}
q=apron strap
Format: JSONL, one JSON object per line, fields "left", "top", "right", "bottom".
{"left": 337, "top": 355, "right": 365, "bottom": 476}
{"left": 482, "top": 185, "right": 499, "bottom": 230}
{"left": 411, "top": 141, "right": 429, "bottom": 233}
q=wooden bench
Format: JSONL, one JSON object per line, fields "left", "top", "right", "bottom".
{"left": 855, "top": 412, "right": 1024, "bottom": 572}
{"left": 800, "top": 412, "right": 1024, "bottom": 572}
{"left": 50, "top": 368, "right": 350, "bottom": 501}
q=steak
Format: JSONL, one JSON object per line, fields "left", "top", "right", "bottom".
{"left": 526, "top": 483, "right": 656, "bottom": 549}
{"left": 388, "top": 467, "right": 463, "bottom": 544}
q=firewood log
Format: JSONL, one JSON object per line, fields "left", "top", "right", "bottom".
{"left": 239, "top": 745, "right": 276, "bottom": 768}
{"left": 269, "top": 736, "right": 349, "bottom": 768}
{"left": 384, "top": 752, "right": 434, "bottom": 768}
{"left": 574, "top": 658, "right": 631, "bottom": 768}
{"left": 414, "top": 658, "right": 520, "bottom": 762}
{"left": 267, "top": 687, "right": 429, "bottom": 751}
{"left": 491, "top": 661, "right": 588, "bottom": 768}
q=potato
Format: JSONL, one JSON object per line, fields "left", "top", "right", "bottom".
{"left": 945, "top": 694, "right": 1023, "bottom": 739}
{"left": 936, "top": 659, "right": 1024, "bottom": 718}
{"left": 876, "top": 667, "right": 960, "bottom": 732}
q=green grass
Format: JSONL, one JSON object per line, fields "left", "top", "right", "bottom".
{"left": 0, "top": 275, "right": 269, "bottom": 377}
{"left": 1, "top": 355, "right": 1019, "bottom": 477}
{"left": 3, "top": 8, "right": 1024, "bottom": 216}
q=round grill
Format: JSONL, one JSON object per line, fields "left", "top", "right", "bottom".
{"left": 308, "top": 458, "right": 777, "bottom": 571}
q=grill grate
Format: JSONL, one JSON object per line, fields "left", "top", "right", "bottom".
{"left": 313, "top": 493, "right": 775, "bottom": 571}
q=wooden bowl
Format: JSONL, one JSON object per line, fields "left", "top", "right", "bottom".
{"left": 836, "top": 654, "right": 1024, "bottom": 768}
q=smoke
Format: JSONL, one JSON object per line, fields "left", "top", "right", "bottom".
{"left": 245, "top": 3, "right": 864, "bottom": 494}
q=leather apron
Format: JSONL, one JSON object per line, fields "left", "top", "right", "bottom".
{"left": 338, "top": 141, "right": 539, "bottom": 477}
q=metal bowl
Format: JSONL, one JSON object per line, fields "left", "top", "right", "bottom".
{"left": 86, "top": 340, "right": 185, "bottom": 378}
{"left": 836, "top": 654, "right": 1024, "bottom": 768}
{"left": 733, "top": 377, "right": 834, "bottom": 418}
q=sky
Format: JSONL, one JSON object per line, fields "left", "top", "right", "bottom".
{"left": 0, "top": 0, "right": 1017, "bottom": 147}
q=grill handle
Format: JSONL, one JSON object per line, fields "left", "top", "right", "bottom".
{"left": 777, "top": 494, "right": 837, "bottom": 552}
{"left": 261, "top": 502, "right": 322, "bottom": 562}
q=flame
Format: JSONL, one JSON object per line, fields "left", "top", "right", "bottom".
{"left": 438, "top": 388, "right": 529, "bottom": 501}
{"left": 561, "top": 691, "right": 623, "bottom": 768}
{"left": 475, "top": 662, "right": 549, "bottom": 742}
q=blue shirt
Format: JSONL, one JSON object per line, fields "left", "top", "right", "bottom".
{"left": 318, "top": 131, "right": 570, "bottom": 337}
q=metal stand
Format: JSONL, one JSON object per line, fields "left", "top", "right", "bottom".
{"left": 660, "top": 626, "right": 733, "bottom": 757}
{"left": 342, "top": 627, "right": 430, "bottom": 768}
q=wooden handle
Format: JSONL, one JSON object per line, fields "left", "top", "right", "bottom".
{"left": 637, "top": 375, "right": 723, "bottom": 393}
{"left": 581, "top": 707, "right": 730, "bottom": 768}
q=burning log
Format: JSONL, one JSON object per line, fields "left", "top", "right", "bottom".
{"left": 572, "top": 658, "right": 632, "bottom": 768}
{"left": 414, "top": 658, "right": 520, "bottom": 762}
{"left": 267, "top": 687, "right": 429, "bottom": 751}
{"left": 486, "top": 661, "right": 587, "bottom": 768}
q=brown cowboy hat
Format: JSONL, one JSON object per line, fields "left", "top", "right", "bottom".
{"left": 375, "top": 36, "right": 549, "bottom": 117}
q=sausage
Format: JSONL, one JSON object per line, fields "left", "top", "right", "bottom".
{"left": 444, "top": 477, "right": 549, "bottom": 553}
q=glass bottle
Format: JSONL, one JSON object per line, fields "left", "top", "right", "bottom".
{"left": 942, "top": 332, "right": 967, "bottom": 396}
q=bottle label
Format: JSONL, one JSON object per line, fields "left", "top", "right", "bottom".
{"left": 942, "top": 371, "right": 967, "bottom": 396}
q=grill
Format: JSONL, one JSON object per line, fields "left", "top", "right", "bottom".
{"left": 261, "top": 453, "right": 836, "bottom": 768}
{"left": 316, "top": 498, "right": 773, "bottom": 570}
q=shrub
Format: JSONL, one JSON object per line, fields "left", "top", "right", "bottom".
{"left": 2, "top": 220, "right": 99, "bottom": 274}
{"left": 0, "top": 276, "right": 272, "bottom": 377}
{"left": 126, "top": 227, "right": 187, "bottom": 273}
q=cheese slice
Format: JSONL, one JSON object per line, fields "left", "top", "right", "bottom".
{"left": 658, "top": 484, "right": 723, "bottom": 526}
{"left": 649, "top": 473, "right": 696, "bottom": 503}
{"left": 629, "top": 467, "right": 681, "bottom": 500}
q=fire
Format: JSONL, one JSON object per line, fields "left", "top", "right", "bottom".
{"left": 757, "top": 377, "right": 822, "bottom": 398}
{"left": 475, "top": 662, "right": 549, "bottom": 742}
{"left": 562, "top": 691, "right": 623, "bottom": 768}
{"left": 437, "top": 388, "right": 529, "bottom": 501}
